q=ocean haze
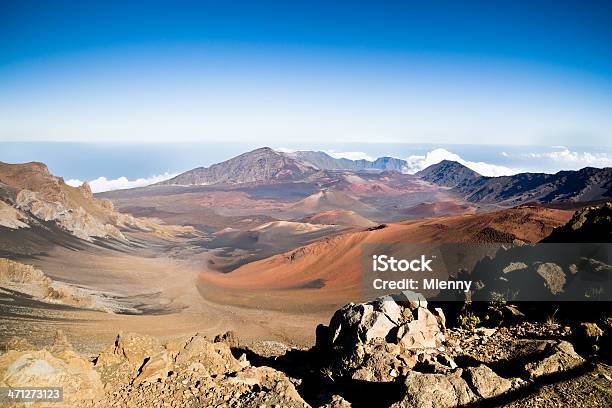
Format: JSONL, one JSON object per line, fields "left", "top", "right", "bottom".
{"left": 1, "top": 142, "right": 611, "bottom": 192}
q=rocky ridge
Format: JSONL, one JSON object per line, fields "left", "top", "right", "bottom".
{"left": 0, "top": 161, "right": 189, "bottom": 243}
{"left": 543, "top": 202, "right": 612, "bottom": 243}
{"left": 0, "top": 258, "right": 122, "bottom": 312}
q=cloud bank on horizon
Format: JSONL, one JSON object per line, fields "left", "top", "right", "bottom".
{"left": 67, "top": 173, "right": 177, "bottom": 193}
{"left": 403, "top": 149, "right": 519, "bottom": 176}
{"left": 72, "top": 145, "right": 612, "bottom": 194}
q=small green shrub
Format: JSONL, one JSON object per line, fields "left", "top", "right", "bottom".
{"left": 458, "top": 312, "right": 481, "bottom": 332}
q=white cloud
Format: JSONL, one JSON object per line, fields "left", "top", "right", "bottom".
{"left": 275, "top": 147, "right": 296, "bottom": 153}
{"left": 521, "top": 147, "right": 612, "bottom": 168}
{"left": 66, "top": 172, "right": 177, "bottom": 193}
{"left": 324, "top": 150, "right": 375, "bottom": 161}
{"left": 404, "top": 148, "right": 521, "bottom": 177}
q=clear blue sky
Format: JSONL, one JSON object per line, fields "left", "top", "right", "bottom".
{"left": 1, "top": 0, "right": 611, "bottom": 145}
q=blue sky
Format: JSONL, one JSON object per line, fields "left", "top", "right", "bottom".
{"left": 1, "top": 0, "right": 611, "bottom": 146}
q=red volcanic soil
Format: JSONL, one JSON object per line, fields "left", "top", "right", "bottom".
{"left": 401, "top": 201, "right": 477, "bottom": 219}
{"left": 299, "top": 210, "right": 376, "bottom": 227}
{"left": 290, "top": 190, "right": 375, "bottom": 215}
{"left": 198, "top": 206, "right": 573, "bottom": 311}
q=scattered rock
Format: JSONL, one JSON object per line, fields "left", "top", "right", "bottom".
{"left": 323, "top": 394, "right": 352, "bottom": 408}
{"left": 97, "top": 332, "right": 164, "bottom": 370}
{"left": 578, "top": 322, "right": 603, "bottom": 339}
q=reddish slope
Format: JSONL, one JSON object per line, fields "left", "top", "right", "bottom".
{"left": 199, "top": 206, "right": 573, "bottom": 303}
{"left": 299, "top": 210, "right": 376, "bottom": 228}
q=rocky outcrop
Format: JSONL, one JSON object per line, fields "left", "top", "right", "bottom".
{"left": 318, "top": 292, "right": 448, "bottom": 382}
{"left": 392, "top": 369, "right": 476, "bottom": 408}
{"left": 0, "top": 200, "right": 29, "bottom": 229}
{"left": 0, "top": 330, "right": 310, "bottom": 408}
{"left": 468, "top": 237, "right": 612, "bottom": 302}
{"left": 464, "top": 364, "right": 511, "bottom": 398}
{"left": 16, "top": 189, "right": 126, "bottom": 241}
{"left": 0, "top": 295, "right": 599, "bottom": 407}
{"left": 542, "top": 202, "right": 612, "bottom": 243}
{"left": 315, "top": 293, "right": 577, "bottom": 407}
{"left": 0, "top": 161, "right": 191, "bottom": 244}
{"left": 0, "top": 258, "right": 115, "bottom": 312}
{"left": 89, "top": 331, "right": 309, "bottom": 407}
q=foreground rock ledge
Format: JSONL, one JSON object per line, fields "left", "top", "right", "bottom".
{"left": 0, "top": 330, "right": 308, "bottom": 408}
{"left": 0, "top": 292, "right": 596, "bottom": 407}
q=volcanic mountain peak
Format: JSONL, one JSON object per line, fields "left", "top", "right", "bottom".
{"left": 157, "top": 148, "right": 415, "bottom": 187}
{"left": 416, "top": 160, "right": 482, "bottom": 187}
{"left": 292, "top": 150, "right": 407, "bottom": 172}
{"left": 159, "top": 147, "right": 319, "bottom": 186}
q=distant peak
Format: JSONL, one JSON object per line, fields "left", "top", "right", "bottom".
{"left": 416, "top": 160, "right": 481, "bottom": 187}
{"left": 252, "top": 146, "right": 276, "bottom": 153}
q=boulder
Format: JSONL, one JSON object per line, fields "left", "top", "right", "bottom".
{"left": 464, "top": 365, "right": 511, "bottom": 399}
{"left": 391, "top": 369, "right": 475, "bottom": 408}
{"left": 228, "top": 366, "right": 305, "bottom": 403}
{"left": 536, "top": 263, "right": 566, "bottom": 295}
{"left": 394, "top": 290, "right": 428, "bottom": 310}
{"left": 324, "top": 293, "right": 445, "bottom": 379}
{"left": 132, "top": 350, "right": 173, "bottom": 385}
{"left": 96, "top": 332, "right": 164, "bottom": 370}
{"left": 350, "top": 344, "right": 405, "bottom": 382}
{"left": 174, "top": 334, "right": 241, "bottom": 375}
{"left": 397, "top": 308, "right": 445, "bottom": 350}
{"left": 524, "top": 340, "right": 585, "bottom": 379}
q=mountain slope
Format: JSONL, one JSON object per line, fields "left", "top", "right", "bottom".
{"left": 415, "top": 160, "right": 481, "bottom": 187}
{"left": 293, "top": 151, "right": 407, "bottom": 172}
{"left": 457, "top": 167, "right": 612, "bottom": 205}
{"left": 290, "top": 190, "right": 376, "bottom": 216}
{"left": 542, "top": 202, "right": 612, "bottom": 243}
{"left": 299, "top": 210, "right": 376, "bottom": 227}
{"left": 158, "top": 148, "right": 411, "bottom": 187}
{"left": 416, "top": 160, "right": 612, "bottom": 205}
{"left": 159, "top": 147, "right": 319, "bottom": 186}
{"left": 200, "top": 206, "right": 573, "bottom": 294}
